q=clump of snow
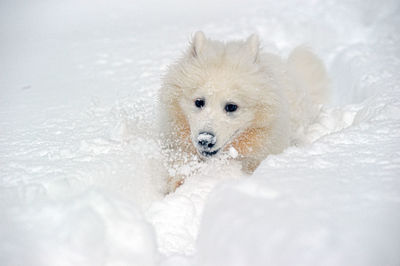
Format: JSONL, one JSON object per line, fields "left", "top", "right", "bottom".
{"left": 229, "top": 146, "right": 239, "bottom": 158}
{"left": 147, "top": 159, "right": 243, "bottom": 256}
{"left": 1, "top": 0, "right": 400, "bottom": 265}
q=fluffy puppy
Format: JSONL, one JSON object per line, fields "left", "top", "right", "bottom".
{"left": 159, "top": 31, "right": 328, "bottom": 192}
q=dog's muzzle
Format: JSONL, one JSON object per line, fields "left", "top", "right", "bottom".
{"left": 197, "top": 132, "right": 219, "bottom": 157}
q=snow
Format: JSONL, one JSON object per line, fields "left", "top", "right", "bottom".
{"left": 1, "top": 191, "right": 159, "bottom": 266}
{"left": 229, "top": 146, "right": 239, "bottom": 159}
{"left": 1, "top": 0, "right": 400, "bottom": 265}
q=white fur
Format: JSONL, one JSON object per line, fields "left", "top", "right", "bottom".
{"left": 159, "top": 31, "right": 329, "bottom": 193}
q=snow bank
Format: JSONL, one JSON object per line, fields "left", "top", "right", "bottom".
{"left": 195, "top": 118, "right": 400, "bottom": 265}
{"left": 1, "top": 190, "right": 158, "bottom": 266}
{"left": 1, "top": 0, "right": 400, "bottom": 265}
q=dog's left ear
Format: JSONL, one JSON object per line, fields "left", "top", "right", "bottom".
{"left": 191, "top": 31, "right": 207, "bottom": 57}
{"left": 245, "top": 34, "right": 260, "bottom": 63}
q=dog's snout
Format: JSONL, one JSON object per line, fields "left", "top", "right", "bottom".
{"left": 197, "top": 132, "right": 216, "bottom": 149}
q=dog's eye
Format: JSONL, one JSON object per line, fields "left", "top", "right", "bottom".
{"left": 225, "top": 103, "right": 238, "bottom": 113}
{"left": 195, "top": 98, "right": 205, "bottom": 108}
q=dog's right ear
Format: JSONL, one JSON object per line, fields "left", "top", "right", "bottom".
{"left": 191, "top": 31, "right": 206, "bottom": 57}
{"left": 245, "top": 34, "right": 260, "bottom": 63}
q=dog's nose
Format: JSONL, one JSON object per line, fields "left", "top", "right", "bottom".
{"left": 197, "top": 132, "right": 216, "bottom": 149}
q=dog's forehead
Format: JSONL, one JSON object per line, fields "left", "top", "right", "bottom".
{"left": 202, "top": 75, "right": 237, "bottom": 91}
{"left": 194, "top": 81, "right": 236, "bottom": 101}
{"left": 203, "top": 80, "right": 227, "bottom": 91}
{"left": 187, "top": 65, "right": 257, "bottom": 102}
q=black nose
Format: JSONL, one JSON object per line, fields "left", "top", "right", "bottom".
{"left": 197, "top": 132, "right": 216, "bottom": 149}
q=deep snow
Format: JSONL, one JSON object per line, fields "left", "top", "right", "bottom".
{"left": 1, "top": 0, "right": 400, "bottom": 265}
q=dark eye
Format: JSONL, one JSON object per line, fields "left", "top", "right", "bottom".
{"left": 225, "top": 103, "right": 238, "bottom": 113}
{"left": 195, "top": 98, "right": 205, "bottom": 108}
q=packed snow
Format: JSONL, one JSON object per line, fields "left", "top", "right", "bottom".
{"left": 1, "top": 0, "right": 400, "bottom": 265}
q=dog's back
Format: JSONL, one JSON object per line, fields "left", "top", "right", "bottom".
{"left": 286, "top": 46, "right": 329, "bottom": 142}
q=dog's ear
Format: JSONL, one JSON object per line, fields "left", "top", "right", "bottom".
{"left": 191, "top": 31, "right": 206, "bottom": 57}
{"left": 245, "top": 34, "right": 260, "bottom": 63}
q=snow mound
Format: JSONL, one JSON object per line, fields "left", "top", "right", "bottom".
{"left": 1, "top": 190, "right": 158, "bottom": 266}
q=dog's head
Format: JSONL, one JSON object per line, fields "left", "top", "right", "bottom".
{"left": 165, "top": 31, "right": 280, "bottom": 158}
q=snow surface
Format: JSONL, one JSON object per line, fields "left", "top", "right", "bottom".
{"left": 1, "top": 0, "right": 400, "bottom": 265}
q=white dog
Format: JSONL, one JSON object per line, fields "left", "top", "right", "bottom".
{"left": 159, "top": 31, "right": 328, "bottom": 192}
